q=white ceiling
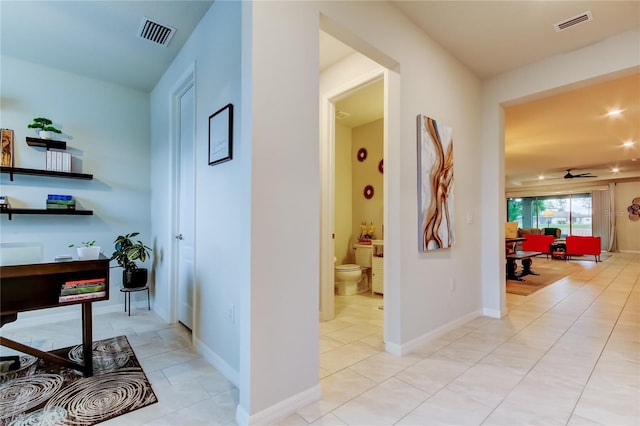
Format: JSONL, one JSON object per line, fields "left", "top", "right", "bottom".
{"left": 3, "top": 1, "right": 639, "bottom": 188}
{"left": 0, "top": 0, "right": 213, "bottom": 92}
{"left": 392, "top": 1, "right": 640, "bottom": 80}
{"left": 504, "top": 72, "right": 640, "bottom": 189}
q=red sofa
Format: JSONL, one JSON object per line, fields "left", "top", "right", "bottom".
{"left": 521, "top": 234, "right": 554, "bottom": 257}
{"left": 566, "top": 236, "right": 602, "bottom": 262}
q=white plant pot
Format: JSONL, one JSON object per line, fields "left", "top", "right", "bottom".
{"left": 39, "top": 130, "right": 51, "bottom": 139}
{"left": 77, "top": 246, "right": 101, "bottom": 260}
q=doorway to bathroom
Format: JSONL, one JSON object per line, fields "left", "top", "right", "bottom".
{"left": 333, "top": 82, "right": 384, "bottom": 301}
{"left": 319, "top": 30, "right": 388, "bottom": 324}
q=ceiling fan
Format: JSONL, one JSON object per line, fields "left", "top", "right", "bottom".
{"left": 563, "top": 169, "right": 597, "bottom": 179}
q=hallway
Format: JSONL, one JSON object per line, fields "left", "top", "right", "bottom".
{"left": 288, "top": 252, "right": 639, "bottom": 425}
{"left": 1, "top": 253, "right": 637, "bottom": 425}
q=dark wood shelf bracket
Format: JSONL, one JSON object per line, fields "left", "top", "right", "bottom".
{"left": 26, "top": 137, "right": 67, "bottom": 150}
{"left": 0, "top": 209, "right": 93, "bottom": 220}
{"left": 1, "top": 166, "right": 92, "bottom": 181}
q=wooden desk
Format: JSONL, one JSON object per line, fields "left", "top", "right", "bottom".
{"left": 506, "top": 250, "right": 542, "bottom": 281}
{"left": 0, "top": 255, "right": 109, "bottom": 376}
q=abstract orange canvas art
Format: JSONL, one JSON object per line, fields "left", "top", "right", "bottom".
{"left": 417, "top": 115, "right": 454, "bottom": 251}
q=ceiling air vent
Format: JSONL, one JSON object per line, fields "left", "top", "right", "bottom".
{"left": 137, "top": 17, "right": 176, "bottom": 47}
{"left": 553, "top": 11, "right": 593, "bottom": 32}
{"left": 335, "top": 110, "right": 351, "bottom": 120}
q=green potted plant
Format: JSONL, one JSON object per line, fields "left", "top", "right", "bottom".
{"left": 110, "top": 232, "right": 152, "bottom": 288}
{"left": 69, "top": 240, "right": 101, "bottom": 260}
{"left": 27, "top": 117, "right": 62, "bottom": 140}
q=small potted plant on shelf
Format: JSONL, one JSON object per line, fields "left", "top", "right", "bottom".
{"left": 110, "top": 232, "right": 152, "bottom": 288}
{"left": 69, "top": 240, "right": 101, "bottom": 260}
{"left": 27, "top": 117, "right": 62, "bottom": 140}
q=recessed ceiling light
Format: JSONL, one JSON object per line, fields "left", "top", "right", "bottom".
{"left": 611, "top": 167, "right": 620, "bottom": 173}
{"left": 623, "top": 141, "right": 635, "bottom": 147}
{"left": 607, "top": 109, "right": 623, "bottom": 117}
{"left": 538, "top": 175, "right": 545, "bottom": 180}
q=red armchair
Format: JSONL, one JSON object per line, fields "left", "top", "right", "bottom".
{"left": 566, "top": 236, "right": 602, "bottom": 262}
{"left": 521, "top": 234, "right": 554, "bottom": 257}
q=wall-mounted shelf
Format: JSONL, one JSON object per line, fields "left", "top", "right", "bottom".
{"left": 2, "top": 151, "right": 95, "bottom": 220}
{"left": 0, "top": 208, "right": 93, "bottom": 220}
{"left": 1, "top": 166, "right": 92, "bottom": 181}
{"left": 26, "top": 137, "right": 67, "bottom": 150}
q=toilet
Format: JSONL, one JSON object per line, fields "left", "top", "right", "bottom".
{"left": 334, "top": 264, "right": 362, "bottom": 295}
{"left": 335, "top": 244, "right": 372, "bottom": 295}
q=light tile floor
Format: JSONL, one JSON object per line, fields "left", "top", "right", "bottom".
{"left": 1, "top": 309, "right": 238, "bottom": 425}
{"left": 2, "top": 252, "right": 638, "bottom": 425}
{"left": 286, "top": 252, "right": 639, "bottom": 425}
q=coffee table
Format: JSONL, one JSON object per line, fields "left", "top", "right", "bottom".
{"left": 506, "top": 250, "right": 542, "bottom": 281}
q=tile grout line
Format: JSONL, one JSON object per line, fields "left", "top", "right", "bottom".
{"left": 564, "top": 269, "right": 639, "bottom": 425}
{"left": 476, "top": 260, "right": 618, "bottom": 424}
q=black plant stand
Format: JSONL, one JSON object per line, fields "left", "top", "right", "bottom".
{"left": 120, "top": 286, "right": 150, "bottom": 316}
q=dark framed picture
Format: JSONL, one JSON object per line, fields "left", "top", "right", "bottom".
{"left": 208, "top": 103, "right": 233, "bottom": 166}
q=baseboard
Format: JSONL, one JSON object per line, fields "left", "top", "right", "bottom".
{"left": 193, "top": 336, "right": 240, "bottom": 388}
{"left": 235, "top": 384, "right": 322, "bottom": 426}
{"left": 482, "top": 307, "right": 504, "bottom": 318}
{"left": 387, "top": 309, "right": 483, "bottom": 356}
{"left": 385, "top": 341, "right": 402, "bottom": 356}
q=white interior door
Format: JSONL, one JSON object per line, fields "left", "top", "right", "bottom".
{"left": 177, "top": 84, "right": 195, "bottom": 329}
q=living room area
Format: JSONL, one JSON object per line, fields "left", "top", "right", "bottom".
{"left": 503, "top": 70, "right": 639, "bottom": 298}
{"left": 503, "top": 189, "right": 638, "bottom": 300}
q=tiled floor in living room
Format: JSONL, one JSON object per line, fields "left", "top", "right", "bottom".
{"left": 2, "top": 252, "right": 638, "bottom": 425}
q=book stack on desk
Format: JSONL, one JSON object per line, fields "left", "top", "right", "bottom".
{"left": 59, "top": 278, "right": 106, "bottom": 302}
{"left": 46, "top": 194, "right": 76, "bottom": 210}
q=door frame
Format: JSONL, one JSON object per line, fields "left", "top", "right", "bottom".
{"left": 319, "top": 67, "right": 387, "bottom": 322}
{"left": 169, "top": 64, "right": 196, "bottom": 331}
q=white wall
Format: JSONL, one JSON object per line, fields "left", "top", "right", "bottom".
{"left": 481, "top": 29, "right": 640, "bottom": 317}
{"left": 244, "top": 1, "right": 322, "bottom": 420}
{"left": 317, "top": 2, "right": 483, "bottom": 350}
{"left": 0, "top": 56, "right": 151, "bottom": 320}
{"left": 244, "top": 0, "right": 483, "bottom": 421}
{"left": 615, "top": 181, "right": 640, "bottom": 252}
{"left": 150, "top": 0, "right": 243, "bottom": 383}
